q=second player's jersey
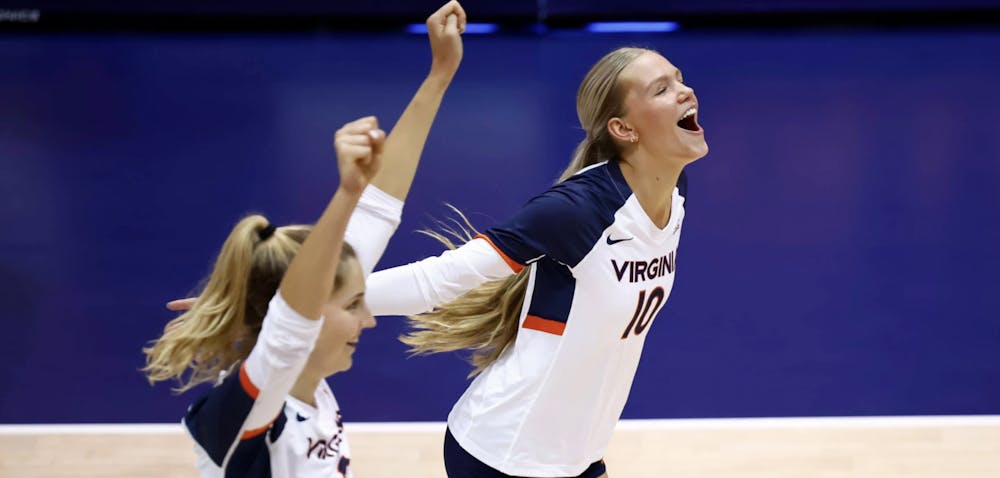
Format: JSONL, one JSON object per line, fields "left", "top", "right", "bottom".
{"left": 187, "top": 368, "right": 354, "bottom": 478}
{"left": 448, "top": 160, "right": 688, "bottom": 476}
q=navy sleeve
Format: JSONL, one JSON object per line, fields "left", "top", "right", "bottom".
{"left": 482, "top": 175, "right": 617, "bottom": 269}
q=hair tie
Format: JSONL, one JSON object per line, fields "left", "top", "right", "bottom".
{"left": 258, "top": 224, "right": 276, "bottom": 241}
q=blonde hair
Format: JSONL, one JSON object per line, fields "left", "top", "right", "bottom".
{"left": 559, "top": 47, "right": 650, "bottom": 181}
{"left": 402, "top": 48, "right": 649, "bottom": 377}
{"left": 143, "top": 214, "right": 356, "bottom": 393}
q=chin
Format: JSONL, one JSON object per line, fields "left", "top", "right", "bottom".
{"left": 330, "top": 360, "right": 352, "bottom": 375}
{"left": 696, "top": 145, "right": 710, "bottom": 160}
{"left": 686, "top": 142, "right": 709, "bottom": 163}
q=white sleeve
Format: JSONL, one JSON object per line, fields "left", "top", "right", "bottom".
{"left": 365, "top": 237, "right": 515, "bottom": 316}
{"left": 345, "top": 185, "right": 403, "bottom": 277}
{"left": 241, "top": 292, "right": 323, "bottom": 431}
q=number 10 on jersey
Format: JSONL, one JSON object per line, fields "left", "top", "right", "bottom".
{"left": 621, "top": 287, "right": 666, "bottom": 339}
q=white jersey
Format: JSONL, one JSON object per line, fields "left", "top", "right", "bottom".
{"left": 368, "top": 160, "right": 688, "bottom": 476}
{"left": 184, "top": 185, "right": 402, "bottom": 478}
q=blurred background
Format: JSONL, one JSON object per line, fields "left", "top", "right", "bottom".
{"left": 1, "top": 0, "right": 998, "bottom": 424}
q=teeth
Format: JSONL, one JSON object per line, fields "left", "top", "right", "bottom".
{"left": 682, "top": 108, "right": 697, "bottom": 120}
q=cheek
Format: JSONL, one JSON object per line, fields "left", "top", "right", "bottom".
{"left": 315, "top": 317, "right": 339, "bottom": 346}
{"left": 634, "top": 100, "right": 675, "bottom": 133}
{"left": 330, "top": 312, "right": 359, "bottom": 342}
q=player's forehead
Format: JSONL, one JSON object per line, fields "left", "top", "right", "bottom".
{"left": 620, "top": 52, "right": 680, "bottom": 89}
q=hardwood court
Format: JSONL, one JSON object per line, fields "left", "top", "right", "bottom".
{"left": 1, "top": 417, "right": 997, "bottom": 477}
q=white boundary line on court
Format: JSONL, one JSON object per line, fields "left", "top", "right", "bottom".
{"left": 1, "top": 415, "right": 998, "bottom": 435}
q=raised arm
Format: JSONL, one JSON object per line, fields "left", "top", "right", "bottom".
{"left": 179, "top": 118, "right": 384, "bottom": 470}
{"left": 241, "top": 118, "right": 385, "bottom": 430}
{"left": 279, "top": 117, "right": 384, "bottom": 317}
{"left": 343, "top": 1, "right": 466, "bottom": 276}
{"left": 370, "top": 0, "right": 466, "bottom": 201}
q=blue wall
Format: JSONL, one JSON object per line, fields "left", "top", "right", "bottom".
{"left": 1, "top": 27, "right": 998, "bottom": 423}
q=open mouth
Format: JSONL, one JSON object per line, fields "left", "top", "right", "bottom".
{"left": 677, "top": 107, "right": 699, "bottom": 132}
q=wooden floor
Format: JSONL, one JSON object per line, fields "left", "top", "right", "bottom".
{"left": 1, "top": 417, "right": 998, "bottom": 477}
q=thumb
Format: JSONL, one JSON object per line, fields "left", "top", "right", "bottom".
{"left": 445, "top": 13, "right": 458, "bottom": 34}
{"left": 368, "top": 129, "right": 386, "bottom": 156}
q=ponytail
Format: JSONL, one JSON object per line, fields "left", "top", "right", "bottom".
{"left": 143, "top": 215, "right": 308, "bottom": 392}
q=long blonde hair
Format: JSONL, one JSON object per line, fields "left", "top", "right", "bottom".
{"left": 143, "top": 215, "right": 355, "bottom": 393}
{"left": 402, "top": 47, "right": 648, "bottom": 377}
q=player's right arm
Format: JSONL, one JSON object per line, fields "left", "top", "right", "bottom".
{"left": 364, "top": 185, "right": 596, "bottom": 316}
{"left": 370, "top": 0, "right": 465, "bottom": 202}
{"left": 344, "top": 0, "right": 466, "bottom": 276}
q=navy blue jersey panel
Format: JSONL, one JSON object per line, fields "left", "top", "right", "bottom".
{"left": 484, "top": 162, "right": 629, "bottom": 268}
{"left": 225, "top": 434, "right": 272, "bottom": 478}
{"left": 184, "top": 367, "right": 257, "bottom": 465}
{"left": 525, "top": 259, "right": 577, "bottom": 325}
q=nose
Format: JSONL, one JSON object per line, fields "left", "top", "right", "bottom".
{"left": 676, "top": 83, "right": 695, "bottom": 103}
{"left": 361, "top": 303, "right": 377, "bottom": 329}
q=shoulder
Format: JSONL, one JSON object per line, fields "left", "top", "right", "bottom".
{"left": 532, "top": 161, "right": 629, "bottom": 225}
{"left": 483, "top": 161, "right": 631, "bottom": 267}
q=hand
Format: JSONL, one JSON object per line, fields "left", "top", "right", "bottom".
{"left": 334, "top": 116, "right": 385, "bottom": 195}
{"left": 166, "top": 297, "right": 197, "bottom": 311}
{"left": 426, "top": 0, "right": 466, "bottom": 76}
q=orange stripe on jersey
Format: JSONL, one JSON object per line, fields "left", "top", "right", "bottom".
{"left": 239, "top": 362, "right": 260, "bottom": 399}
{"left": 241, "top": 419, "right": 274, "bottom": 440}
{"left": 523, "top": 315, "right": 566, "bottom": 336}
{"left": 474, "top": 234, "right": 524, "bottom": 273}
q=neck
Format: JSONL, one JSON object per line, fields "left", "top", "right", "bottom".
{"left": 618, "top": 151, "right": 683, "bottom": 229}
{"left": 290, "top": 367, "right": 322, "bottom": 407}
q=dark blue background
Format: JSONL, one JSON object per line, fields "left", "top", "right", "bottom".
{"left": 1, "top": 25, "right": 998, "bottom": 423}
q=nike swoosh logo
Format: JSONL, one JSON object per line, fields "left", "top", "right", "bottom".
{"left": 606, "top": 235, "right": 634, "bottom": 245}
{"left": 296, "top": 413, "right": 308, "bottom": 422}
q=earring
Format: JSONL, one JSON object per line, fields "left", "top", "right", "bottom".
{"left": 629, "top": 134, "right": 638, "bottom": 144}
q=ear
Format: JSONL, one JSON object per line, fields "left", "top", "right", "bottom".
{"left": 607, "top": 117, "right": 635, "bottom": 144}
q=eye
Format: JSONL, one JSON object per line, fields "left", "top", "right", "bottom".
{"left": 347, "top": 300, "right": 361, "bottom": 311}
{"left": 655, "top": 86, "right": 667, "bottom": 96}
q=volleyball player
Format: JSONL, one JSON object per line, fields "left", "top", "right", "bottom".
{"left": 366, "top": 47, "right": 705, "bottom": 478}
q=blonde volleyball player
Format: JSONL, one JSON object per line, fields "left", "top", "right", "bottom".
{"left": 365, "top": 47, "right": 705, "bottom": 478}
{"left": 145, "top": 3, "right": 466, "bottom": 477}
